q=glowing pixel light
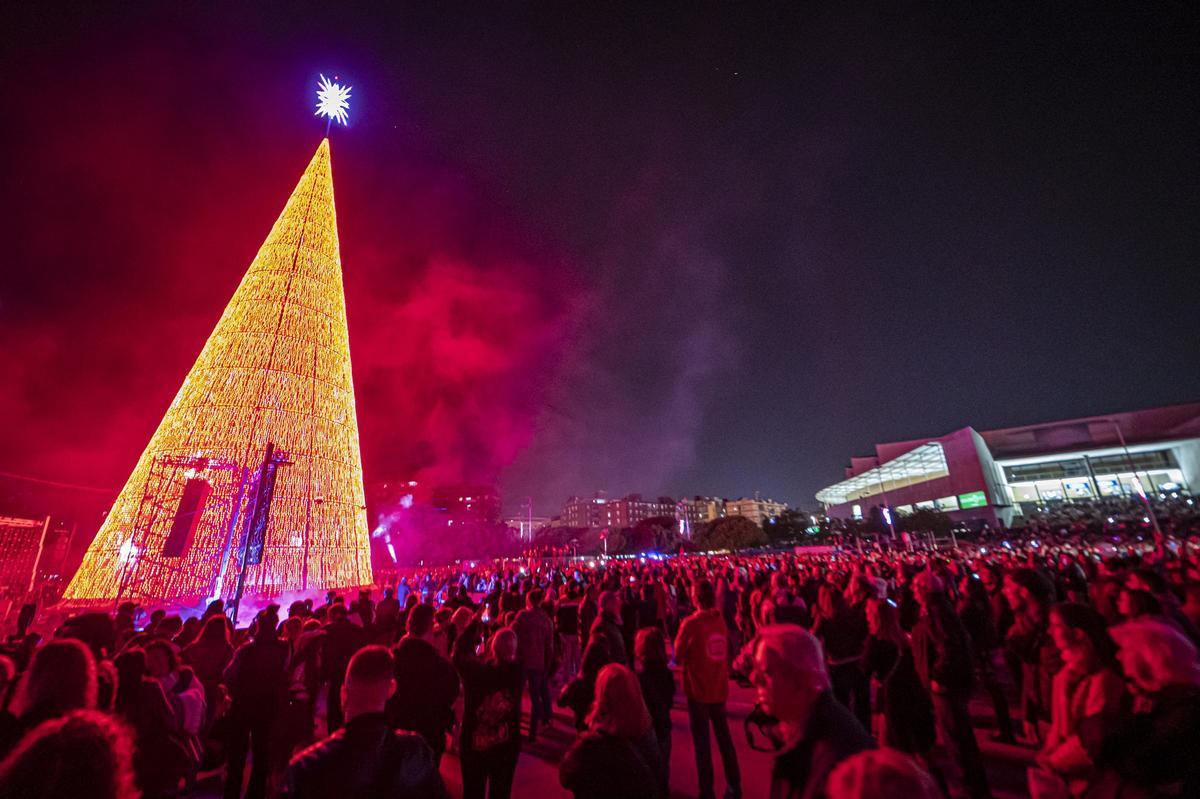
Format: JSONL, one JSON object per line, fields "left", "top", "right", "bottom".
{"left": 315, "top": 74, "right": 352, "bottom": 126}
{"left": 65, "top": 138, "right": 372, "bottom": 603}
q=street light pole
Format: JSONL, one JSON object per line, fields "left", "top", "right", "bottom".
{"left": 1109, "top": 419, "right": 1164, "bottom": 556}
{"left": 874, "top": 464, "right": 898, "bottom": 543}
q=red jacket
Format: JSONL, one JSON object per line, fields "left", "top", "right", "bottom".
{"left": 674, "top": 609, "right": 730, "bottom": 703}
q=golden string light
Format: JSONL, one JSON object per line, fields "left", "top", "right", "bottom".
{"left": 64, "top": 139, "right": 372, "bottom": 603}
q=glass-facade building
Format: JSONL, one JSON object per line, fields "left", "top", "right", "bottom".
{"left": 816, "top": 403, "right": 1200, "bottom": 526}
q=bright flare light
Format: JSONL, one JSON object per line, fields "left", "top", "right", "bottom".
{"left": 315, "top": 74, "right": 352, "bottom": 126}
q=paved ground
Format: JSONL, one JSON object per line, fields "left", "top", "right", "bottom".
{"left": 437, "top": 678, "right": 1034, "bottom": 799}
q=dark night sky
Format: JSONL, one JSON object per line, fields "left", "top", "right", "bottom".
{"left": 1, "top": 3, "right": 1197, "bottom": 520}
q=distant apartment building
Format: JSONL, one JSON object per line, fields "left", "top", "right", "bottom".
{"left": 679, "top": 496, "right": 727, "bottom": 530}
{"left": 725, "top": 496, "right": 789, "bottom": 526}
{"left": 431, "top": 484, "right": 502, "bottom": 527}
{"left": 561, "top": 493, "right": 676, "bottom": 529}
{"left": 561, "top": 495, "right": 607, "bottom": 528}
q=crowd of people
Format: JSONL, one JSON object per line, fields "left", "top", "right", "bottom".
{"left": 0, "top": 515, "right": 1197, "bottom": 798}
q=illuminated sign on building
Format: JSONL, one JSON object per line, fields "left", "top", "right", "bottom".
{"left": 958, "top": 491, "right": 988, "bottom": 509}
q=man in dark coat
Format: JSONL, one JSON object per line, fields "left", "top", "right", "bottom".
{"left": 224, "top": 607, "right": 290, "bottom": 799}
{"left": 589, "top": 590, "right": 627, "bottom": 665}
{"left": 1003, "top": 567, "right": 1061, "bottom": 744}
{"left": 512, "top": 589, "right": 554, "bottom": 741}
{"left": 285, "top": 645, "right": 448, "bottom": 799}
{"left": 386, "top": 603, "right": 460, "bottom": 763}
{"left": 913, "top": 574, "right": 991, "bottom": 799}
{"left": 321, "top": 603, "right": 365, "bottom": 732}
{"left": 749, "top": 625, "right": 873, "bottom": 799}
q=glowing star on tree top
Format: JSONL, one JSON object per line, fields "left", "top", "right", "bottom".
{"left": 315, "top": 74, "right": 352, "bottom": 127}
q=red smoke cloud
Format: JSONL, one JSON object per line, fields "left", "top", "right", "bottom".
{"left": 354, "top": 256, "right": 579, "bottom": 491}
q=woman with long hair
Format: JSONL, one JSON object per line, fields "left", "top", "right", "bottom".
{"left": 453, "top": 620, "right": 524, "bottom": 799}
{"left": 812, "top": 582, "right": 870, "bottom": 728}
{"left": 182, "top": 614, "right": 234, "bottom": 732}
{"left": 957, "top": 573, "right": 1017, "bottom": 745}
{"left": 114, "top": 647, "right": 190, "bottom": 798}
{"left": 634, "top": 627, "right": 674, "bottom": 798}
{"left": 1027, "top": 603, "right": 1126, "bottom": 799}
{"left": 10, "top": 638, "right": 97, "bottom": 723}
{"left": 1116, "top": 588, "right": 1162, "bottom": 622}
{"left": 863, "top": 598, "right": 945, "bottom": 796}
{"left": 559, "top": 637, "right": 613, "bottom": 730}
{"left": 0, "top": 710, "right": 138, "bottom": 799}
{"left": 912, "top": 572, "right": 991, "bottom": 799}
{"left": 0, "top": 638, "right": 97, "bottom": 759}
{"left": 560, "top": 663, "right": 662, "bottom": 799}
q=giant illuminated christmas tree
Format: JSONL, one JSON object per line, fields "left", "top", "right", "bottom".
{"left": 65, "top": 131, "right": 373, "bottom": 605}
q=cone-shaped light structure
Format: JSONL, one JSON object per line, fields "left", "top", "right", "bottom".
{"left": 66, "top": 139, "right": 372, "bottom": 603}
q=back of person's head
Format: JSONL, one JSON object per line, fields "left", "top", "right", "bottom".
{"left": 1111, "top": 618, "right": 1200, "bottom": 693}
{"left": 817, "top": 583, "right": 847, "bottom": 617}
{"left": 143, "top": 639, "right": 178, "bottom": 679}
{"left": 155, "top": 615, "right": 183, "bottom": 639}
{"left": 693, "top": 580, "right": 716, "bottom": 610}
{"left": 490, "top": 628, "right": 519, "bottom": 664}
{"left": 1129, "top": 568, "right": 1168, "bottom": 596}
{"left": 599, "top": 590, "right": 620, "bottom": 614}
{"left": 13, "top": 638, "right": 97, "bottom": 718}
{"left": 345, "top": 645, "right": 394, "bottom": 689}
{"left": 253, "top": 607, "right": 281, "bottom": 640}
{"left": 867, "top": 598, "right": 904, "bottom": 644}
{"left": 282, "top": 616, "right": 303, "bottom": 639}
{"left": 850, "top": 575, "right": 878, "bottom": 603}
{"left": 1051, "top": 602, "right": 1116, "bottom": 665}
{"left": 527, "top": 588, "right": 544, "bottom": 608}
{"left": 111, "top": 649, "right": 147, "bottom": 716}
{"left": 198, "top": 615, "right": 230, "bottom": 645}
{"left": 581, "top": 638, "right": 613, "bottom": 678}
{"left": 407, "top": 603, "right": 435, "bottom": 638}
{"left": 452, "top": 606, "right": 473, "bottom": 630}
{"left": 826, "top": 749, "right": 940, "bottom": 799}
{"left": 1007, "top": 567, "right": 1056, "bottom": 609}
{"left": 910, "top": 570, "right": 945, "bottom": 600}
{"left": 340, "top": 645, "right": 396, "bottom": 720}
{"left": 328, "top": 603, "right": 348, "bottom": 623}
{"left": 635, "top": 627, "right": 668, "bottom": 669}
{"left": 1121, "top": 588, "right": 1162, "bottom": 619}
{"left": 175, "top": 616, "right": 200, "bottom": 641}
{"left": 960, "top": 573, "right": 989, "bottom": 605}
{"left": 587, "top": 663, "right": 651, "bottom": 739}
{"left": 0, "top": 710, "right": 137, "bottom": 799}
